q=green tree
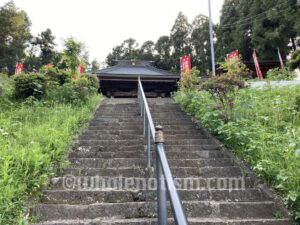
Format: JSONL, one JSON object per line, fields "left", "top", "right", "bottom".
{"left": 0, "top": 1, "right": 31, "bottom": 74}
{"left": 139, "top": 40, "right": 155, "bottom": 60}
{"left": 91, "top": 59, "right": 100, "bottom": 71}
{"left": 105, "top": 38, "right": 139, "bottom": 66}
{"left": 215, "top": 0, "right": 243, "bottom": 61}
{"left": 170, "top": 12, "right": 192, "bottom": 71}
{"left": 35, "top": 28, "right": 56, "bottom": 65}
{"left": 191, "top": 14, "right": 212, "bottom": 73}
{"left": 216, "top": 0, "right": 300, "bottom": 62}
{"left": 154, "top": 35, "right": 172, "bottom": 70}
{"left": 62, "top": 37, "right": 83, "bottom": 74}
{"left": 288, "top": 49, "right": 300, "bottom": 70}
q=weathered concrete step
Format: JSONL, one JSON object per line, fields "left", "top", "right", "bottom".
{"left": 79, "top": 133, "right": 207, "bottom": 140}
{"left": 62, "top": 166, "right": 242, "bottom": 178}
{"left": 40, "top": 189, "right": 270, "bottom": 205}
{"left": 87, "top": 124, "right": 195, "bottom": 130}
{"left": 89, "top": 120, "right": 194, "bottom": 126}
{"left": 76, "top": 139, "right": 214, "bottom": 146}
{"left": 89, "top": 117, "right": 191, "bottom": 123}
{"left": 32, "top": 218, "right": 292, "bottom": 225}
{"left": 97, "top": 108, "right": 184, "bottom": 113}
{"left": 69, "top": 150, "right": 224, "bottom": 159}
{"left": 80, "top": 129, "right": 206, "bottom": 136}
{"left": 93, "top": 114, "right": 188, "bottom": 119}
{"left": 32, "top": 201, "right": 281, "bottom": 221}
{"left": 49, "top": 176, "right": 254, "bottom": 191}
{"left": 67, "top": 158, "right": 233, "bottom": 169}
{"left": 72, "top": 144, "right": 220, "bottom": 153}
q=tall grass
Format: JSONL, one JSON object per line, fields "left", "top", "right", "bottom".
{"left": 174, "top": 85, "right": 300, "bottom": 220}
{"left": 0, "top": 94, "right": 101, "bottom": 224}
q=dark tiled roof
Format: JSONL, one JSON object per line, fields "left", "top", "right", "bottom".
{"left": 92, "top": 60, "right": 179, "bottom": 78}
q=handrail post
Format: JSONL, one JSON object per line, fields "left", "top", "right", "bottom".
{"left": 155, "top": 125, "right": 167, "bottom": 225}
{"left": 143, "top": 104, "right": 146, "bottom": 135}
{"left": 147, "top": 120, "right": 151, "bottom": 167}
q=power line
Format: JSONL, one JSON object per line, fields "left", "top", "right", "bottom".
{"left": 217, "top": 0, "right": 298, "bottom": 30}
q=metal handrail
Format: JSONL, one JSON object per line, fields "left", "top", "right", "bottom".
{"left": 138, "top": 76, "right": 155, "bottom": 167}
{"left": 137, "top": 77, "right": 189, "bottom": 225}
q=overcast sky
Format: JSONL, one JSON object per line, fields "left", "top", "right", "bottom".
{"left": 1, "top": 0, "right": 224, "bottom": 64}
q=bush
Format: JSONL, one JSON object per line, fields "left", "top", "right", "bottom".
{"left": 178, "top": 67, "right": 200, "bottom": 92}
{"left": 0, "top": 95, "right": 101, "bottom": 224}
{"left": 0, "top": 73, "right": 13, "bottom": 97}
{"left": 266, "top": 68, "right": 296, "bottom": 81}
{"left": 72, "top": 76, "right": 98, "bottom": 102}
{"left": 175, "top": 85, "right": 300, "bottom": 220}
{"left": 44, "top": 66, "right": 72, "bottom": 86}
{"left": 46, "top": 75, "right": 99, "bottom": 104}
{"left": 81, "top": 73, "right": 100, "bottom": 90}
{"left": 296, "top": 95, "right": 300, "bottom": 111}
{"left": 288, "top": 49, "right": 300, "bottom": 70}
{"left": 13, "top": 73, "right": 46, "bottom": 99}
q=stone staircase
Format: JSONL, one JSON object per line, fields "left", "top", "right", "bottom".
{"left": 31, "top": 98, "right": 291, "bottom": 225}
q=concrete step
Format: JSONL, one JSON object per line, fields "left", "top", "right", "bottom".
{"left": 72, "top": 144, "right": 220, "bottom": 152}
{"left": 75, "top": 139, "right": 215, "bottom": 147}
{"left": 87, "top": 124, "right": 195, "bottom": 130}
{"left": 67, "top": 158, "right": 234, "bottom": 169}
{"left": 89, "top": 117, "right": 191, "bottom": 123}
{"left": 40, "top": 189, "right": 270, "bottom": 205}
{"left": 69, "top": 150, "right": 225, "bottom": 159}
{"left": 78, "top": 133, "right": 207, "bottom": 140}
{"left": 62, "top": 166, "right": 242, "bottom": 178}
{"left": 89, "top": 120, "right": 195, "bottom": 126}
{"left": 32, "top": 218, "right": 292, "bottom": 225}
{"left": 48, "top": 176, "right": 254, "bottom": 191}
{"left": 32, "top": 201, "right": 281, "bottom": 221}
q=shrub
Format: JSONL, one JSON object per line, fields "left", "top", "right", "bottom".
{"left": 44, "top": 66, "right": 72, "bottom": 86}
{"left": 0, "top": 73, "right": 13, "bottom": 97}
{"left": 296, "top": 95, "right": 300, "bottom": 111}
{"left": 288, "top": 49, "right": 300, "bottom": 70}
{"left": 81, "top": 73, "right": 100, "bottom": 90}
{"left": 266, "top": 68, "right": 296, "bottom": 81}
{"left": 178, "top": 67, "right": 200, "bottom": 92}
{"left": 13, "top": 73, "right": 46, "bottom": 99}
{"left": 72, "top": 76, "right": 98, "bottom": 102}
{"left": 174, "top": 85, "right": 300, "bottom": 220}
{"left": 200, "top": 58, "right": 248, "bottom": 121}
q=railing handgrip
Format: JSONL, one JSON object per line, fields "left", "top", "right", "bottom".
{"left": 155, "top": 126, "right": 189, "bottom": 225}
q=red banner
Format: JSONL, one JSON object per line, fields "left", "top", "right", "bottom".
{"left": 180, "top": 55, "right": 191, "bottom": 74}
{"left": 253, "top": 50, "right": 263, "bottom": 80}
{"left": 44, "top": 63, "right": 53, "bottom": 70}
{"left": 77, "top": 63, "right": 83, "bottom": 74}
{"left": 227, "top": 50, "right": 238, "bottom": 62}
{"left": 15, "top": 62, "right": 23, "bottom": 74}
{"left": 277, "top": 49, "right": 285, "bottom": 69}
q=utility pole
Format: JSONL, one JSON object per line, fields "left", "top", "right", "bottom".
{"left": 208, "top": 0, "right": 216, "bottom": 76}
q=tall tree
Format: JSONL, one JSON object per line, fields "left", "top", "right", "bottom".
{"left": 105, "top": 38, "right": 140, "bottom": 66}
{"left": 0, "top": 1, "right": 31, "bottom": 74}
{"left": 216, "top": 0, "right": 300, "bottom": 62}
{"left": 191, "top": 14, "right": 212, "bottom": 73}
{"left": 215, "top": 0, "right": 241, "bottom": 61}
{"left": 35, "top": 28, "right": 56, "bottom": 65}
{"left": 154, "top": 35, "right": 172, "bottom": 70}
{"left": 91, "top": 59, "right": 100, "bottom": 71}
{"left": 139, "top": 40, "right": 155, "bottom": 60}
{"left": 170, "top": 12, "right": 192, "bottom": 71}
{"left": 62, "top": 37, "right": 83, "bottom": 74}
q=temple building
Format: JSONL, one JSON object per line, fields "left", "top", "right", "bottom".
{"left": 91, "top": 60, "right": 180, "bottom": 97}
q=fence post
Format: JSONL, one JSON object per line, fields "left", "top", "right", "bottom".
{"left": 155, "top": 125, "right": 167, "bottom": 225}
